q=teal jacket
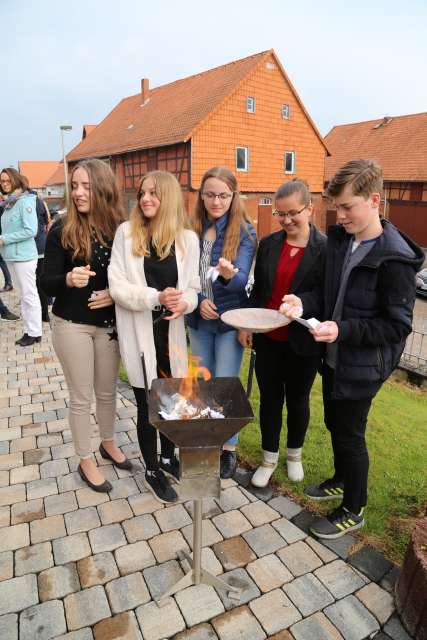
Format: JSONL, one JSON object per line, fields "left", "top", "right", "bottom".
{"left": 0, "top": 193, "right": 38, "bottom": 262}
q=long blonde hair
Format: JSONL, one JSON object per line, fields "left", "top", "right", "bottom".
{"left": 130, "top": 171, "right": 189, "bottom": 259}
{"left": 193, "top": 167, "right": 254, "bottom": 262}
{"left": 62, "top": 159, "right": 126, "bottom": 261}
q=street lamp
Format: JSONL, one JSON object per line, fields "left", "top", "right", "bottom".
{"left": 60, "top": 125, "right": 72, "bottom": 201}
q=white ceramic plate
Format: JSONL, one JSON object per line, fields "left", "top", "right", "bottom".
{"left": 221, "top": 308, "right": 292, "bottom": 333}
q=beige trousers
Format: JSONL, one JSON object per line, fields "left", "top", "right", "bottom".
{"left": 51, "top": 314, "right": 120, "bottom": 458}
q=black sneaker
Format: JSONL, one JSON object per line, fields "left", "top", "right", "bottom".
{"left": 304, "top": 478, "right": 344, "bottom": 501}
{"left": 310, "top": 505, "right": 365, "bottom": 539}
{"left": 16, "top": 335, "right": 42, "bottom": 347}
{"left": 2, "top": 283, "right": 13, "bottom": 292}
{"left": 220, "top": 450, "right": 237, "bottom": 479}
{"left": 144, "top": 469, "right": 178, "bottom": 504}
{"left": 0, "top": 310, "right": 19, "bottom": 321}
{"left": 159, "top": 455, "right": 180, "bottom": 483}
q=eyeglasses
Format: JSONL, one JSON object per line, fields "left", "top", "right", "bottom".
{"left": 0, "top": 179, "right": 11, "bottom": 185}
{"left": 202, "top": 192, "right": 233, "bottom": 201}
{"left": 273, "top": 206, "right": 306, "bottom": 219}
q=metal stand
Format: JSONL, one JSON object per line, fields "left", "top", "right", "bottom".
{"left": 157, "top": 498, "right": 241, "bottom": 606}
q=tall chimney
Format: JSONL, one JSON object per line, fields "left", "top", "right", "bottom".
{"left": 141, "top": 78, "right": 149, "bottom": 105}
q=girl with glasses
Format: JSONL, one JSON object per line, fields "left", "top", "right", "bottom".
{"left": 240, "top": 178, "right": 326, "bottom": 488}
{"left": 108, "top": 171, "right": 200, "bottom": 504}
{"left": 187, "top": 166, "right": 257, "bottom": 479}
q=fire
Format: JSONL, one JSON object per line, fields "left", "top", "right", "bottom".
{"left": 179, "top": 355, "right": 211, "bottom": 400}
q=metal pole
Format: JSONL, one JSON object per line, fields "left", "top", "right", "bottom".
{"left": 193, "top": 499, "right": 203, "bottom": 584}
{"left": 61, "top": 129, "right": 69, "bottom": 202}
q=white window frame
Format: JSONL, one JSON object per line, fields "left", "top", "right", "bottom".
{"left": 284, "top": 151, "right": 295, "bottom": 174}
{"left": 259, "top": 197, "right": 272, "bottom": 205}
{"left": 282, "top": 104, "right": 290, "bottom": 119}
{"left": 236, "top": 146, "right": 249, "bottom": 172}
{"left": 246, "top": 96, "right": 256, "bottom": 113}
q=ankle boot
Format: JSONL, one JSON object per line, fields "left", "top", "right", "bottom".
{"left": 251, "top": 450, "right": 279, "bottom": 488}
{"left": 286, "top": 447, "right": 304, "bottom": 481}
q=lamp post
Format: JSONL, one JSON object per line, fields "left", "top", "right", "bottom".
{"left": 60, "top": 125, "right": 72, "bottom": 201}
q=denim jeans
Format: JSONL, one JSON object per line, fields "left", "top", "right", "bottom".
{"left": 188, "top": 319, "right": 244, "bottom": 446}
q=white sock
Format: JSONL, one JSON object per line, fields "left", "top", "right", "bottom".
{"left": 286, "top": 447, "right": 304, "bottom": 482}
{"left": 161, "top": 457, "right": 170, "bottom": 465}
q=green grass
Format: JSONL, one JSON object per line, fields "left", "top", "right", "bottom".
{"left": 119, "top": 354, "right": 427, "bottom": 562}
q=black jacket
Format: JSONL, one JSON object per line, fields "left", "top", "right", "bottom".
{"left": 314, "top": 220, "right": 424, "bottom": 399}
{"left": 249, "top": 224, "right": 326, "bottom": 357}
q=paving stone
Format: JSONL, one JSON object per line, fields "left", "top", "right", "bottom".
{"left": 185, "top": 547, "right": 224, "bottom": 577}
{"left": 9, "top": 436, "right": 36, "bottom": 453}
{"left": 185, "top": 497, "right": 222, "bottom": 519}
{"left": 65, "top": 585, "right": 111, "bottom": 631}
{"left": 15, "top": 541, "right": 54, "bottom": 576}
{"left": 33, "top": 410, "right": 57, "bottom": 423}
{"left": 38, "top": 563, "right": 81, "bottom": 601}
{"left": 268, "top": 495, "right": 303, "bottom": 519}
{"left": 182, "top": 518, "right": 223, "bottom": 549}
{"left": 356, "top": 582, "right": 395, "bottom": 625}
{"left": 175, "top": 584, "right": 225, "bottom": 626}
{"left": 105, "top": 571, "right": 150, "bottom": 614}
{"left": 128, "top": 492, "right": 163, "bottom": 516}
{"left": 272, "top": 517, "right": 307, "bottom": 544}
{"left": 142, "top": 559, "right": 184, "bottom": 601}
{"left": 30, "top": 513, "right": 66, "bottom": 543}
{"left": 0, "top": 523, "right": 29, "bottom": 552}
{"left": 24, "top": 448, "right": 51, "bottom": 465}
{"left": 77, "top": 551, "right": 119, "bottom": 587}
{"left": 148, "top": 530, "right": 190, "bottom": 563}
{"left": 324, "top": 594, "right": 380, "bottom": 640}
{"left": 381, "top": 564, "right": 400, "bottom": 593}
{"left": 249, "top": 588, "right": 302, "bottom": 634}
{"left": 0, "top": 551, "right": 13, "bottom": 581}
{"left": 0, "top": 505, "right": 10, "bottom": 528}
{"left": 75, "top": 487, "right": 109, "bottom": 508}
{"left": 0, "top": 442, "right": 9, "bottom": 455}
{"left": 290, "top": 611, "right": 344, "bottom": 640}
{"left": 115, "top": 540, "right": 156, "bottom": 575}
{"left": 0, "top": 613, "right": 18, "bottom": 640}
{"left": 0, "top": 484, "right": 26, "bottom": 507}
{"left": 136, "top": 598, "right": 185, "bottom": 640}
{"left": 246, "top": 483, "right": 275, "bottom": 502}
{"left": 9, "top": 464, "right": 39, "bottom": 484}
{"left": 0, "top": 574, "right": 39, "bottom": 615}
{"left": 93, "top": 610, "right": 142, "bottom": 640}
{"left": 290, "top": 509, "right": 318, "bottom": 534}
{"left": 122, "top": 513, "right": 160, "bottom": 542}
{"left": 52, "top": 532, "right": 92, "bottom": 564}
{"left": 39, "top": 458, "right": 69, "bottom": 478}
{"left": 239, "top": 500, "right": 280, "bottom": 527}
{"left": 320, "top": 533, "right": 356, "bottom": 560}
{"left": 243, "top": 523, "right": 287, "bottom": 557}
{"left": 0, "top": 471, "right": 8, "bottom": 488}
{"left": 383, "top": 615, "right": 413, "bottom": 640}
{"left": 305, "top": 536, "right": 338, "bottom": 563}
{"left": 19, "top": 599, "right": 66, "bottom": 640}
{"left": 154, "top": 504, "right": 192, "bottom": 532}
{"left": 21, "top": 423, "right": 47, "bottom": 437}
{"left": 212, "top": 536, "right": 256, "bottom": 571}
{"left": 212, "top": 605, "right": 266, "bottom": 640}
{"left": 37, "top": 433, "right": 63, "bottom": 448}
{"left": 212, "top": 510, "right": 252, "bottom": 539}
{"left": 216, "top": 486, "right": 250, "bottom": 512}
{"left": 246, "top": 553, "right": 293, "bottom": 593}
{"left": 33, "top": 495, "right": 69, "bottom": 522}
{"left": 284, "top": 572, "right": 335, "bottom": 617}
{"left": 314, "top": 558, "right": 366, "bottom": 598}
{"left": 65, "top": 506, "right": 101, "bottom": 534}
{"left": 57, "top": 472, "right": 86, "bottom": 493}
{"left": 26, "top": 478, "right": 58, "bottom": 500}
{"left": 215, "top": 567, "right": 260, "bottom": 611}
{"left": 277, "top": 540, "right": 323, "bottom": 576}
{"left": 108, "top": 477, "right": 139, "bottom": 500}
{"left": 349, "top": 544, "right": 393, "bottom": 582}
{"left": 97, "top": 498, "right": 133, "bottom": 525}
{"left": 173, "top": 622, "right": 219, "bottom": 640}
{"left": 88, "top": 523, "right": 127, "bottom": 553}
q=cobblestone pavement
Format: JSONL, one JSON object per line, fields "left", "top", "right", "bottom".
{"left": 0, "top": 291, "right": 412, "bottom": 640}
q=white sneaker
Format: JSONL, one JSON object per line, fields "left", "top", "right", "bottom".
{"left": 251, "top": 450, "right": 279, "bottom": 488}
{"left": 286, "top": 448, "right": 304, "bottom": 482}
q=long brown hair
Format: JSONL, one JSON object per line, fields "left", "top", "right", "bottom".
{"left": 193, "top": 167, "right": 254, "bottom": 262}
{"left": 61, "top": 159, "right": 126, "bottom": 261}
{"left": 129, "top": 171, "right": 189, "bottom": 259}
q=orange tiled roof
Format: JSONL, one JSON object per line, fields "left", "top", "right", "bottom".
{"left": 325, "top": 112, "right": 427, "bottom": 182}
{"left": 82, "top": 125, "right": 96, "bottom": 139}
{"left": 45, "top": 163, "right": 65, "bottom": 186}
{"left": 68, "top": 50, "right": 327, "bottom": 162}
{"left": 18, "top": 161, "right": 61, "bottom": 188}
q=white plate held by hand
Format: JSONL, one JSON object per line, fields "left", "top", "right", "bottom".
{"left": 220, "top": 308, "right": 291, "bottom": 333}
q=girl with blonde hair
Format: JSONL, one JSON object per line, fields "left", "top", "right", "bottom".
{"left": 41, "top": 159, "right": 129, "bottom": 492}
{"left": 109, "top": 170, "right": 200, "bottom": 503}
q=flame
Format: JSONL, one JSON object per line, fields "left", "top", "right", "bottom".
{"left": 179, "top": 355, "right": 211, "bottom": 400}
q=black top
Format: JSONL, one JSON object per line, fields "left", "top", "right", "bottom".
{"left": 40, "top": 218, "right": 115, "bottom": 328}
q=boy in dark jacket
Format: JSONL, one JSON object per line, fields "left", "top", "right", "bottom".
{"left": 283, "top": 159, "right": 424, "bottom": 539}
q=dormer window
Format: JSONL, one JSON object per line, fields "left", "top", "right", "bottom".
{"left": 282, "top": 104, "right": 290, "bottom": 119}
{"left": 246, "top": 97, "right": 256, "bottom": 113}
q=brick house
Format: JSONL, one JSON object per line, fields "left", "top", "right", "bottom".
{"left": 324, "top": 112, "right": 427, "bottom": 245}
{"left": 18, "top": 161, "right": 61, "bottom": 200}
{"left": 67, "top": 50, "right": 328, "bottom": 237}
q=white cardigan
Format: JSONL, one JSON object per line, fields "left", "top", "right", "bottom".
{"left": 108, "top": 222, "right": 200, "bottom": 388}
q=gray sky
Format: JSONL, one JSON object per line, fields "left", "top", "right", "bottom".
{"left": 1, "top": 0, "right": 426, "bottom": 169}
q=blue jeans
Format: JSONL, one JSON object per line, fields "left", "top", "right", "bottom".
{"left": 188, "top": 319, "right": 244, "bottom": 446}
{"left": 0, "top": 254, "right": 12, "bottom": 287}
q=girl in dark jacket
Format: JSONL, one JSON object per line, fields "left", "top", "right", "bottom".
{"left": 187, "top": 167, "right": 257, "bottom": 478}
{"left": 240, "top": 179, "right": 326, "bottom": 487}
